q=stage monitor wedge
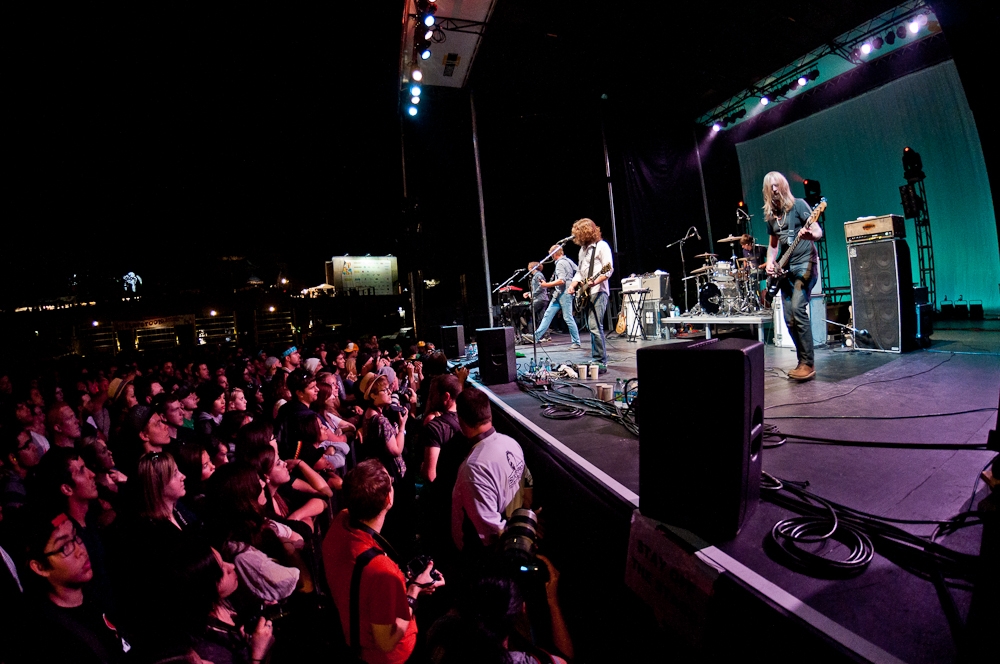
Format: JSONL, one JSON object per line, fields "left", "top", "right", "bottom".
{"left": 637, "top": 338, "right": 764, "bottom": 541}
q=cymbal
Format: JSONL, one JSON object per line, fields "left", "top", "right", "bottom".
{"left": 693, "top": 252, "right": 716, "bottom": 259}
{"left": 498, "top": 285, "right": 523, "bottom": 292}
{"left": 690, "top": 266, "right": 712, "bottom": 275}
{"left": 718, "top": 235, "right": 743, "bottom": 243}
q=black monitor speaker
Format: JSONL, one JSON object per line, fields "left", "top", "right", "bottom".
{"left": 476, "top": 327, "right": 516, "bottom": 385}
{"left": 637, "top": 338, "right": 764, "bottom": 541}
{"left": 439, "top": 325, "right": 465, "bottom": 360}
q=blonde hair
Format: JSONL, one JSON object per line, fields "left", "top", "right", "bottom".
{"left": 571, "top": 218, "right": 601, "bottom": 246}
{"left": 762, "top": 172, "right": 795, "bottom": 220}
{"left": 138, "top": 452, "right": 179, "bottom": 520}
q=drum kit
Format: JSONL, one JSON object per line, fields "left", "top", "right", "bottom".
{"left": 684, "top": 235, "right": 766, "bottom": 315}
{"left": 497, "top": 285, "right": 529, "bottom": 329}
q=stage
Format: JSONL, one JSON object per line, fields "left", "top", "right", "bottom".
{"left": 467, "top": 319, "right": 999, "bottom": 663}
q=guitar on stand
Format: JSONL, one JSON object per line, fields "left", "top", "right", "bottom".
{"left": 573, "top": 263, "right": 613, "bottom": 316}
{"left": 763, "top": 199, "right": 826, "bottom": 308}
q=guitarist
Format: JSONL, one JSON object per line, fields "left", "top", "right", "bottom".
{"left": 568, "top": 218, "right": 614, "bottom": 365}
{"left": 763, "top": 171, "right": 823, "bottom": 382}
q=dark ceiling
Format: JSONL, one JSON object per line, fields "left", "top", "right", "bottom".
{"left": 469, "top": 0, "right": 906, "bottom": 119}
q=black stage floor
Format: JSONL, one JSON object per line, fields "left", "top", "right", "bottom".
{"left": 473, "top": 319, "right": 999, "bottom": 664}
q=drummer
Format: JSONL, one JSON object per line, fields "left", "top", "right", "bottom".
{"left": 740, "top": 234, "right": 766, "bottom": 269}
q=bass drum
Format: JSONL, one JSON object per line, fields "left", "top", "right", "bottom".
{"left": 699, "top": 281, "right": 738, "bottom": 314}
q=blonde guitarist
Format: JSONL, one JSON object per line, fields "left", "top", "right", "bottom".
{"left": 567, "top": 218, "right": 614, "bottom": 365}
{"left": 763, "top": 172, "right": 823, "bottom": 382}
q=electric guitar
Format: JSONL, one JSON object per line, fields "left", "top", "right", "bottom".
{"left": 573, "top": 263, "right": 612, "bottom": 315}
{"left": 616, "top": 308, "right": 627, "bottom": 334}
{"left": 763, "top": 198, "right": 826, "bottom": 308}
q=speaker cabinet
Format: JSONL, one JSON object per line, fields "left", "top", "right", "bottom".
{"left": 637, "top": 338, "right": 764, "bottom": 541}
{"left": 476, "top": 327, "right": 516, "bottom": 385}
{"left": 439, "top": 325, "right": 465, "bottom": 360}
{"left": 847, "top": 239, "right": 916, "bottom": 353}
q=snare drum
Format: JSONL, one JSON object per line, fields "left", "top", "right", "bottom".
{"left": 699, "top": 281, "right": 739, "bottom": 314}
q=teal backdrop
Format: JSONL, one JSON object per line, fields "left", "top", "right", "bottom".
{"left": 735, "top": 60, "right": 998, "bottom": 313}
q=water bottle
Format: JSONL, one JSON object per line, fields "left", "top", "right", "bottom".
{"left": 613, "top": 378, "right": 623, "bottom": 403}
{"left": 544, "top": 358, "right": 551, "bottom": 372}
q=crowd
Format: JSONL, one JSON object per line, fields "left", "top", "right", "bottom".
{"left": 0, "top": 335, "right": 573, "bottom": 663}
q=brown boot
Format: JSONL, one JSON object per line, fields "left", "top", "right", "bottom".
{"left": 788, "top": 362, "right": 816, "bottom": 381}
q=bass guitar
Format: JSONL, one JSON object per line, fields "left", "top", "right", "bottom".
{"left": 573, "top": 263, "right": 612, "bottom": 315}
{"left": 763, "top": 198, "right": 826, "bottom": 308}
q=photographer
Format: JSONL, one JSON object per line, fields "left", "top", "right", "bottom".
{"left": 322, "top": 459, "right": 444, "bottom": 663}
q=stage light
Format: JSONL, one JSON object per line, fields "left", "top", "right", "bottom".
{"left": 736, "top": 108, "right": 746, "bottom": 119}
{"left": 411, "top": 96, "right": 420, "bottom": 104}
{"left": 808, "top": 70, "right": 819, "bottom": 81}
{"left": 411, "top": 68, "right": 423, "bottom": 82}
{"left": 210, "top": 310, "right": 217, "bottom": 317}
{"left": 407, "top": 106, "right": 418, "bottom": 117}
{"left": 760, "top": 96, "right": 769, "bottom": 105}
{"left": 861, "top": 43, "right": 872, "bottom": 55}
{"left": 424, "top": 14, "right": 435, "bottom": 27}
{"left": 410, "top": 84, "right": 421, "bottom": 96}
{"left": 885, "top": 30, "right": 896, "bottom": 45}
{"left": 92, "top": 320, "right": 99, "bottom": 327}
{"left": 424, "top": 29, "right": 434, "bottom": 40}
{"left": 420, "top": 48, "right": 431, "bottom": 60}
{"left": 873, "top": 36, "right": 884, "bottom": 50}
{"left": 798, "top": 76, "right": 808, "bottom": 87}
{"left": 908, "top": 20, "right": 919, "bottom": 34}
{"left": 902, "top": 146, "right": 924, "bottom": 182}
{"left": 712, "top": 123, "right": 721, "bottom": 133}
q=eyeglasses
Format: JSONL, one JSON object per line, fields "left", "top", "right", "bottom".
{"left": 44, "top": 532, "right": 84, "bottom": 558}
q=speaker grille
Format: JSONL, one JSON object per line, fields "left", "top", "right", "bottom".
{"left": 848, "top": 240, "right": 915, "bottom": 353}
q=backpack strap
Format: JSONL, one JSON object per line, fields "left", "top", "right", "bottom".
{"left": 350, "top": 546, "right": 385, "bottom": 655}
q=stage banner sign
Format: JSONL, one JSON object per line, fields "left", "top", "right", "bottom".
{"left": 625, "top": 510, "right": 722, "bottom": 647}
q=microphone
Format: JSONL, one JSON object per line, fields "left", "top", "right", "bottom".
{"left": 514, "top": 268, "right": 526, "bottom": 273}
{"left": 557, "top": 235, "right": 575, "bottom": 244}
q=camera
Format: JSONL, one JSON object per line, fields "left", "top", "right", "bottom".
{"left": 405, "top": 554, "right": 442, "bottom": 583}
{"left": 500, "top": 508, "right": 548, "bottom": 581}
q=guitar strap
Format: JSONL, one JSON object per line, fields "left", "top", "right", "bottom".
{"left": 583, "top": 244, "right": 597, "bottom": 310}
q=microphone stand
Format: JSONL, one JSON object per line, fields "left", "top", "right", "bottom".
{"left": 518, "top": 242, "right": 567, "bottom": 370}
{"left": 666, "top": 228, "right": 699, "bottom": 314}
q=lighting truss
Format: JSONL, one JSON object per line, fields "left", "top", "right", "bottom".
{"left": 699, "top": 0, "right": 938, "bottom": 131}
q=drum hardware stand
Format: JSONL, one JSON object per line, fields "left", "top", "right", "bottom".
{"left": 666, "top": 227, "right": 699, "bottom": 313}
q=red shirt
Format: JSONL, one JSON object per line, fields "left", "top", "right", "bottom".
{"left": 322, "top": 510, "right": 416, "bottom": 664}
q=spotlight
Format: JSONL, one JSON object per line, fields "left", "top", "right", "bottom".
{"left": 797, "top": 76, "right": 808, "bottom": 87}
{"left": 808, "top": 70, "right": 819, "bottom": 81}
{"left": 408, "top": 106, "right": 418, "bottom": 117}
{"left": 735, "top": 108, "right": 746, "bottom": 119}
{"left": 268, "top": 306, "right": 275, "bottom": 313}
{"left": 420, "top": 48, "right": 431, "bottom": 60}
{"left": 885, "top": 30, "right": 895, "bottom": 45}
{"left": 210, "top": 310, "right": 217, "bottom": 317}
{"left": 424, "top": 14, "right": 435, "bottom": 27}
{"left": 424, "top": 29, "right": 434, "bottom": 40}
{"left": 897, "top": 26, "right": 907, "bottom": 39}
{"left": 908, "top": 20, "right": 919, "bottom": 34}
{"left": 410, "top": 84, "right": 421, "bottom": 96}
{"left": 861, "top": 43, "right": 872, "bottom": 55}
{"left": 902, "top": 146, "right": 924, "bottom": 182}
{"left": 760, "top": 96, "right": 769, "bottom": 106}
{"left": 411, "top": 96, "right": 420, "bottom": 104}
{"left": 873, "top": 36, "right": 884, "bottom": 50}
{"left": 92, "top": 320, "right": 99, "bottom": 327}
{"left": 712, "top": 123, "right": 721, "bottom": 133}
{"left": 411, "top": 68, "right": 423, "bottom": 82}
